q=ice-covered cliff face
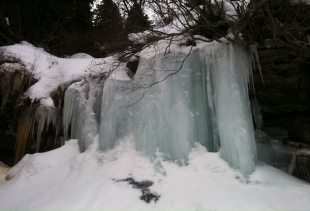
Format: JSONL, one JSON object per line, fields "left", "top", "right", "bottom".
{"left": 63, "top": 41, "right": 257, "bottom": 175}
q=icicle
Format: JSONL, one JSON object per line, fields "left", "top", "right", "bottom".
{"left": 203, "top": 43, "right": 257, "bottom": 175}
{"left": 63, "top": 74, "right": 106, "bottom": 152}
{"left": 33, "top": 106, "right": 46, "bottom": 151}
{"left": 63, "top": 88, "right": 78, "bottom": 141}
{"left": 250, "top": 97, "right": 264, "bottom": 129}
{"left": 250, "top": 44, "right": 264, "bottom": 87}
{"left": 201, "top": 52, "right": 220, "bottom": 152}
{"left": 32, "top": 98, "right": 57, "bottom": 152}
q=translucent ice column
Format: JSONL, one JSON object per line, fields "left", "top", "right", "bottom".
{"left": 63, "top": 76, "right": 104, "bottom": 151}
{"left": 201, "top": 43, "right": 257, "bottom": 175}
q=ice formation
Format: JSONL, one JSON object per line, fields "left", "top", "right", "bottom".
{"left": 250, "top": 44, "right": 264, "bottom": 88}
{"left": 32, "top": 103, "right": 58, "bottom": 152}
{"left": 14, "top": 101, "right": 59, "bottom": 162}
{"left": 250, "top": 97, "right": 264, "bottom": 129}
{"left": 63, "top": 42, "right": 257, "bottom": 175}
{"left": 63, "top": 74, "right": 107, "bottom": 151}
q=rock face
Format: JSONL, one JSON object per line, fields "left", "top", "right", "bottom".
{"left": 294, "top": 154, "right": 310, "bottom": 182}
{"left": 254, "top": 46, "right": 310, "bottom": 182}
{"left": 285, "top": 141, "right": 310, "bottom": 182}
{"left": 0, "top": 61, "right": 70, "bottom": 166}
{"left": 0, "top": 59, "right": 70, "bottom": 166}
{"left": 288, "top": 117, "right": 310, "bottom": 145}
{"left": 0, "top": 63, "right": 36, "bottom": 166}
{"left": 254, "top": 48, "right": 309, "bottom": 115}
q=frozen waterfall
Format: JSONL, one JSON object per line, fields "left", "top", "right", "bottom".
{"left": 63, "top": 42, "right": 257, "bottom": 175}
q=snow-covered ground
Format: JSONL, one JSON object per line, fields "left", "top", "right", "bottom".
{"left": 0, "top": 139, "right": 309, "bottom": 211}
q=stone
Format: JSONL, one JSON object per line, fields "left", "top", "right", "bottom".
{"left": 254, "top": 46, "right": 310, "bottom": 182}
{"left": 288, "top": 117, "right": 310, "bottom": 144}
{"left": 117, "top": 178, "right": 160, "bottom": 203}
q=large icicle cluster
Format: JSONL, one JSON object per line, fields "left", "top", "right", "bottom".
{"left": 32, "top": 100, "right": 58, "bottom": 152}
{"left": 14, "top": 98, "right": 60, "bottom": 163}
{"left": 63, "top": 42, "right": 257, "bottom": 175}
{"left": 202, "top": 44, "right": 256, "bottom": 175}
{"left": 63, "top": 73, "right": 108, "bottom": 151}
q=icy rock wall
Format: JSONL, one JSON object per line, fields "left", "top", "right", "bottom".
{"left": 63, "top": 75, "right": 106, "bottom": 151}
{"left": 63, "top": 42, "right": 257, "bottom": 175}
{"left": 201, "top": 44, "right": 256, "bottom": 175}
{"left": 32, "top": 105, "right": 58, "bottom": 152}
{"left": 14, "top": 101, "right": 60, "bottom": 163}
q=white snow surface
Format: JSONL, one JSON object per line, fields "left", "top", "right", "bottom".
{"left": 68, "top": 53, "right": 94, "bottom": 59}
{"left": 40, "top": 97, "right": 55, "bottom": 107}
{"left": 0, "top": 139, "right": 309, "bottom": 211}
{"left": 0, "top": 41, "right": 130, "bottom": 101}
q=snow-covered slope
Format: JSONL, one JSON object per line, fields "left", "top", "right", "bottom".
{"left": 0, "top": 140, "right": 309, "bottom": 211}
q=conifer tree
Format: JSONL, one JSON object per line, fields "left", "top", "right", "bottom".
{"left": 93, "top": 0, "right": 126, "bottom": 55}
{"left": 0, "top": 0, "right": 94, "bottom": 56}
{"left": 125, "top": 0, "right": 150, "bottom": 34}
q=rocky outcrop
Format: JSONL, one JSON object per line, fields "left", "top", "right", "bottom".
{"left": 0, "top": 162, "right": 10, "bottom": 183}
{"left": 0, "top": 63, "right": 36, "bottom": 166}
{"left": 254, "top": 46, "right": 310, "bottom": 140}
{"left": 254, "top": 46, "right": 310, "bottom": 182}
{"left": 285, "top": 141, "right": 310, "bottom": 182}
{"left": 254, "top": 48, "right": 308, "bottom": 114}
{"left": 0, "top": 61, "right": 66, "bottom": 165}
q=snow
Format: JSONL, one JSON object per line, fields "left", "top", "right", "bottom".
{"left": 0, "top": 42, "right": 129, "bottom": 102}
{"left": 0, "top": 139, "right": 309, "bottom": 211}
{"left": 0, "top": 161, "right": 8, "bottom": 167}
{"left": 33, "top": 105, "right": 58, "bottom": 152}
{"left": 68, "top": 53, "right": 93, "bottom": 59}
{"left": 40, "top": 97, "right": 55, "bottom": 107}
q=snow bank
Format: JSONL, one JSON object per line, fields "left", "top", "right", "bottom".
{"left": 0, "top": 139, "right": 309, "bottom": 210}
{"left": 0, "top": 42, "right": 129, "bottom": 102}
